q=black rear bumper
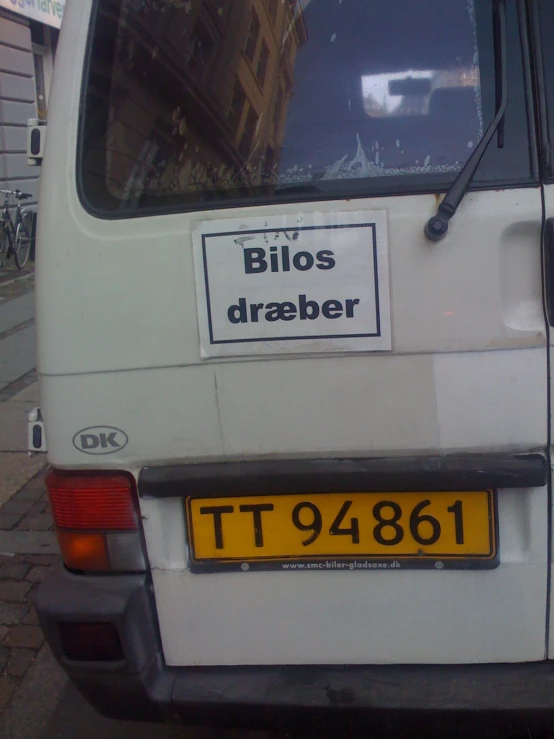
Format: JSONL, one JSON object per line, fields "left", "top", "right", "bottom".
{"left": 37, "top": 564, "right": 554, "bottom": 730}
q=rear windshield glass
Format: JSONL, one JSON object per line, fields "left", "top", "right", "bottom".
{"left": 80, "top": 0, "right": 533, "bottom": 215}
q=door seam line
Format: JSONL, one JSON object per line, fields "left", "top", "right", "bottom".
{"left": 540, "top": 183, "right": 552, "bottom": 659}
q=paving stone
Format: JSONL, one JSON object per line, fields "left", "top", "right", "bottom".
{"left": 0, "top": 674, "right": 17, "bottom": 710}
{"left": 4, "top": 625, "right": 43, "bottom": 649}
{"left": 24, "top": 555, "right": 57, "bottom": 566}
{"left": 0, "top": 369, "right": 37, "bottom": 404}
{"left": 0, "top": 625, "right": 7, "bottom": 642}
{"left": 0, "top": 581, "right": 30, "bottom": 602}
{"left": 0, "top": 292, "right": 34, "bottom": 336}
{"left": 0, "top": 326, "right": 36, "bottom": 389}
{"left": 27, "top": 502, "right": 47, "bottom": 516}
{"left": 0, "top": 453, "right": 45, "bottom": 509}
{"left": 0, "top": 404, "right": 30, "bottom": 452}
{"left": 0, "top": 646, "right": 8, "bottom": 671}
{"left": 12, "top": 486, "right": 43, "bottom": 502}
{"left": 25, "top": 566, "right": 48, "bottom": 583}
{"left": 0, "top": 499, "right": 34, "bottom": 516}
{"left": 6, "top": 648, "right": 35, "bottom": 677}
{"left": 0, "top": 531, "right": 58, "bottom": 555}
{"left": 0, "top": 563, "right": 29, "bottom": 580}
{"left": 0, "top": 514, "right": 20, "bottom": 530}
{"left": 0, "top": 603, "right": 27, "bottom": 626}
{"left": 22, "top": 607, "right": 39, "bottom": 625}
{"left": 26, "top": 582, "right": 41, "bottom": 604}
{"left": 9, "top": 382, "right": 39, "bottom": 404}
{"left": 23, "top": 474, "right": 47, "bottom": 491}
{"left": 17, "top": 515, "right": 52, "bottom": 532}
{"left": 24, "top": 469, "right": 47, "bottom": 484}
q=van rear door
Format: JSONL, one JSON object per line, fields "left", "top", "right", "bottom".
{"left": 532, "top": 0, "right": 554, "bottom": 659}
{"left": 39, "top": 0, "right": 548, "bottom": 666}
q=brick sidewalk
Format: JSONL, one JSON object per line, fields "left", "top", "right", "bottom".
{"left": 0, "top": 467, "right": 56, "bottom": 715}
{"left": 0, "top": 272, "right": 34, "bottom": 303}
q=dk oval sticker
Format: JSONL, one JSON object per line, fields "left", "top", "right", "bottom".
{"left": 73, "top": 426, "right": 129, "bottom": 455}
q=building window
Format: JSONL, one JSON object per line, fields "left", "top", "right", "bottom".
{"left": 228, "top": 80, "right": 246, "bottom": 139}
{"left": 256, "top": 40, "right": 270, "bottom": 88}
{"left": 187, "top": 20, "right": 215, "bottom": 75}
{"left": 239, "top": 105, "right": 258, "bottom": 157}
{"left": 244, "top": 8, "right": 260, "bottom": 63}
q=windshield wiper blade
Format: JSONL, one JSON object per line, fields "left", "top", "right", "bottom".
{"left": 424, "top": 0, "right": 508, "bottom": 242}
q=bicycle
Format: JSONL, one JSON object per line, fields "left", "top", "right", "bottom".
{"left": 0, "top": 189, "right": 33, "bottom": 270}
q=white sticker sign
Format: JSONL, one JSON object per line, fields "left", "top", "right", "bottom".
{"left": 193, "top": 211, "right": 391, "bottom": 358}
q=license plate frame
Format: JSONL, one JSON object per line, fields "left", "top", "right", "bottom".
{"left": 185, "top": 490, "right": 499, "bottom": 573}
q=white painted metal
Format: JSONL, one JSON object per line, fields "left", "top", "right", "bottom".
{"left": 38, "top": 0, "right": 549, "bottom": 666}
{"left": 147, "top": 487, "right": 547, "bottom": 666}
{"left": 541, "top": 186, "right": 554, "bottom": 659}
{"left": 192, "top": 210, "right": 391, "bottom": 357}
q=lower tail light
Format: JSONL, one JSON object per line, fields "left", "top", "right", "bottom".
{"left": 60, "top": 622, "right": 124, "bottom": 662}
{"left": 46, "top": 469, "right": 146, "bottom": 573}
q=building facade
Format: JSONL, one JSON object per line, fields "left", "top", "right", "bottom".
{"left": 0, "top": 0, "right": 63, "bottom": 206}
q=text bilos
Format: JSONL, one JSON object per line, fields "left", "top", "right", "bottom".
{"left": 228, "top": 244, "right": 361, "bottom": 325}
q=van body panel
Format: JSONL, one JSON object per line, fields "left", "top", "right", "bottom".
{"left": 37, "top": 191, "right": 544, "bottom": 377}
{"left": 137, "top": 480, "right": 548, "bottom": 665}
{"left": 41, "top": 344, "right": 545, "bottom": 468}
{"left": 36, "top": 0, "right": 551, "bottom": 675}
{"left": 543, "top": 185, "right": 554, "bottom": 659}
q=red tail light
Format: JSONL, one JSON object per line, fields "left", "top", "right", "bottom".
{"left": 47, "top": 472, "right": 137, "bottom": 530}
{"left": 46, "top": 469, "right": 145, "bottom": 573}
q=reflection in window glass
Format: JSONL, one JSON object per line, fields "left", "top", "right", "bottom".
{"left": 82, "top": 0, "right": 487, "bottom": 211}
{"left": 268, "top": 0, "right": 278, "bottom": 22}
{"left": 228, "top": 80, "right": 247, "bottom": 140}
{"left": 257, "top": 39, "right": 270, "bottom": 88}
{"left": 281, "top": 0, "right": 482, "bottom": 182}
{"left": 187, "top": 20, "right": 215, "bottom": 76}
{"left": 239, "top": 106, "right": 259, "bottom": 158}
{"left": 245, "top": 7, "right": 261, "bottom": 63}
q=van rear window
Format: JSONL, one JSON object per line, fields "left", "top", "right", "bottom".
{"left": 79, "top": 0, "right": 535, "bottom": 215}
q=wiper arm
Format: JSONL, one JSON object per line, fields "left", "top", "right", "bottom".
{"left": 424, "top": 0, "right": 508, "bottom": 242}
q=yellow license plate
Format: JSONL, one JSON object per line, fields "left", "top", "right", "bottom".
{"left": 186, "top": 491, "right": 498, "bottom": 572}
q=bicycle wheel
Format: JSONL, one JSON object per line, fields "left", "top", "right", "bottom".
{"left": 14, "top": 212, "right": 32, "bottom": 269}
{"left": 0, "top": 220, "right": 14, "bottom": 268}
{"left": 0, "top": 224, "right": 6, "bottom": 268}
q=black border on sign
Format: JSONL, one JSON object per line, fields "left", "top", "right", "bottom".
{"left": 201, "top": 223, "right": 381, "bottom": 345}
{"left": 184, "top": 490, "right": 499, "bottom": 573}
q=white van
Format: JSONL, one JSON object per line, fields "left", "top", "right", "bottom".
{"left": 34, "top": 0, "right": 554, "bottom": 730}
